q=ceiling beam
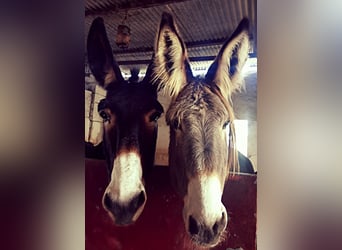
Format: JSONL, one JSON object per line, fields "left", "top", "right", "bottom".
{"left": 111, "top": 38, "right": 228, "bottom": 55}
{"left": 116, "top": 53, "right": 257, "bottom": 66}
{"left": 116, "top": 56, "right": 216, "bottom": 66}
{"left": 110, "top": 36, "right": 254, "bottom": 55}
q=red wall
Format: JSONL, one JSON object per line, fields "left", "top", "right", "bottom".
{"left": 86, "top": 159, "right": 256, "bottom": 250}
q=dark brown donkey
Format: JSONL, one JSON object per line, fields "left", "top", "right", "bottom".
{"left": 87, "top": 17, "right": 163, "bottom": 226}
{"left": 152, "top": 13, "right": 250, "bottom": 247}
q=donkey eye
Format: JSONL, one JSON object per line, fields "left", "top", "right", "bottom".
{"left": 149, "top": 111, "right": 162, "bottom": 122}
{"left": 99, "top": 110, "right": 110, "bottom": 122}
{"left": 223, "top": 121, "right": 230, "bottom": 129}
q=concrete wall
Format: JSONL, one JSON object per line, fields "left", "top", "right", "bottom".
{"left": 85, "top": 84, "right": 106, "bottom": 146}
{"left": 232, "top": 68, "right": 257, "bottom": 171}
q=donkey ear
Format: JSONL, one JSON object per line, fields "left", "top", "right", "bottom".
{"left": 152, "top": 12, "right": 193, "bottom": 98}
{"left": 87, "top": 17, "right": 124, "bottom": 89}
{"left": 142, "top": 58, "right": 155, "bottom": 84}
{"left": 205, "top": 18, "right": 250, "bottom": 98}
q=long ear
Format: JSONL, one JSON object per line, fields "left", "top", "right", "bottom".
{"left": 87, "top": 17, "right": 124, "bottom": 89}
{"left": 152, "top": 12, "right": 193, "bottom": 98}
{"left": 142, "top": 57, "right": 155, "bottom": 84}
{"left": 205, "top": 18, "right": 250, "bottom": 98}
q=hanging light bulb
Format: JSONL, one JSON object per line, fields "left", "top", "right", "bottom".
{"left": 115, "top": 11, "right": 130, "bottom": 49}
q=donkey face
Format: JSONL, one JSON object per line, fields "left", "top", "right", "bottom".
{"left": 152, "top": 13, "right": 249, "bottom": 247}
{"left": 87, "top": 17, "right": 163, "bottom": 225}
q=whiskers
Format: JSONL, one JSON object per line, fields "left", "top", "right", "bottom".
{"left": 218, "top": 229, "right": 228, "bottom": 246}
{"left": 184, "top": 228, "right": 228, "bottom": 250}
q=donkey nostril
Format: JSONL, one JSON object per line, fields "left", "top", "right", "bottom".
{"left": 189, "top": 215, "right": 199, "bottom": 235}
{"left": 103, "top": 193, "right": 112, "bottom": 209}
{"left": 128, "top": 191, "right": 146, "bottom": 214}
{"left": 212, "top": 212, "right": 226, "bottom": 235}
{"left": 221, "top": 211, "right": 228, "bottom": 224}
{"left": 212, "top": 222, "right": 219, "bottom": 234}
{"left": 136, "top": 191, "right": 146, "bottom": 208}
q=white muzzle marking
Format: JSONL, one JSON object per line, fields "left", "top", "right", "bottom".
{"left": 184, "top": 174, "right": 226, "bottom": 226}
{"left": 105, "top": 152, "right": 144, "bottom": 203}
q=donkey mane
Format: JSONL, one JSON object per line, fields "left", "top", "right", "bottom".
{"left": 209, "top": 84, "right": 239, "bottom": 175}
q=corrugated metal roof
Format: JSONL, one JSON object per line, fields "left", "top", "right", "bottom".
{"left": 85, "top": 0, "right": 256, "bottom": 75}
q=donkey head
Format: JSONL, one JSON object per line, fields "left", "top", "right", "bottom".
{"left": 152, "top": 13, "right": 249, "bottom": 247}
{"left": 87, "top": 17, "right": 163, "bottom": 225}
